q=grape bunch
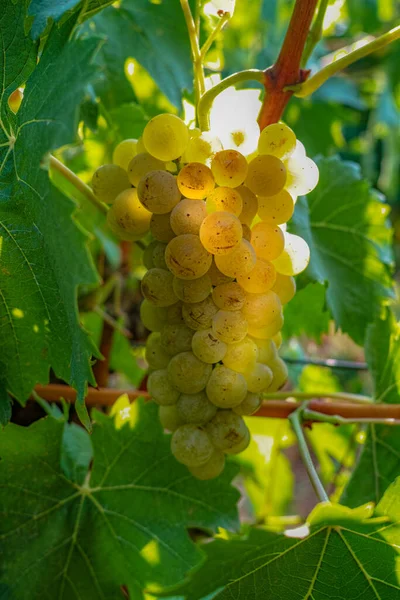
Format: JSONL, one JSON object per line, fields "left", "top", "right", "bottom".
{"left": 92, "top": 113, "right": 318, "bottom": 480}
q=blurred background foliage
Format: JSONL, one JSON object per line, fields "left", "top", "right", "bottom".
{"left": 48, "top": 0, "right": 399, "bottom": 520}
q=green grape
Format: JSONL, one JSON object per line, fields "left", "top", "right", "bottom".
{"left": 284, "top": 155, "right": 319, "bottom": 195}
{"left": 152, "top": 242, "right": 168, "bottom": 270}
{"left": 165, "top": 301, "right": 185, "bottom": 324}
{"left": 171, "top": 424, "right": 214, "bottom": 467}
{"left": 247, "top": 311, "right": 284, "bottom": 339}
{"left": 257, "top": 189, "right": 295, "bottom": 224}
{"left": 149, "top": 212, "right": 175, "bottom": 242}
{"left": 141, "top": 268, "right": 177, "bottom": 306}
{"left": 233, "top": 392, "right": 262, "bottom": 416}
{"left": 272, "top": 232, "right": 310, "bottom": 276}
{"left": 109, "top": 188, "right": 151, "bottom": 237}
{"left": 242, "top": 291, "right": 282, "bottom": 327}
{"left": 92, "top": 164, "right": 130, "bottom": 204}
{"left": 251, "top": 222, "right": 285, "bottom": 261}
{"left": 145, "top": 332, "right": 170, "bottom": 369}
{"left": 184, "top": 131, "right": 223, "bottom": 164}
{"left": 191, "top": 328, "right": 227, "bottom": 363}
{"left": 212, "top": 310, "right": 248, "bottom": 344}
{"left": 188, "top": 449, "right": 225, "bottom": 480}
{"left": 207, "top": 260, "right": 234, "bottom": 286}
{"left": 143, "top": 113, "right": 189, "bottom": 161}
{"left": 236, "top": 258, "right": 276, "bottom": 294}
{"left": 267, "top": 356, "right": 289, "bottom": 392}
{"left": 127, "top": 152, "right": 166, "bottom": 186}
{"left": 258, "top": 122, "right": 296, "bottom": 159}
{"left": 107, "top": 208, "right": 143, "bottom": 242}
{"left": 113, "top": 138, "right": 138, "bottom": 170}
{"left": 211, "top": 150, "right": 248, "bottom": 188}
{"left": 244, "top": 362, "right": 273, "bottom": 393}
{"left": 137, "top": 170, "right": 181, "bottom": 214}
{"left": 165, "top": 234, "right": 212, "bottom": 280}
{"left": 177, "top": 162, "right": 215, "bottom": 199}
{"left": 170, "top": 199, "right": 207, "bottom": 236}
{"left": 237, "top": 185, "right": 258, "bottom": 226}
{"left": 167, "top": 351, "right": 212, "bottom": 393}
{"left": 140, "top": 300, "right": 167, "bottom": 332}
{"left": 222, "top": 337, "right": 258, "bottom": 373}
{"left": 199, "top": 211, "right": 242, "bottom": 255}
{"left": 158, "top": 405, "right": 184, "bottom": 431}
{"left": 142, "top": 240, "right": 158, "bottom": 269}
{"left": 160, "top": 323, "right": 193, "bottom": 356}
{"left": 173, "top": 273, "right": 211, "bottom": 303}
{"left": 224, "top": 427, "right": 251, "bottom": 454}
{"left": 251, "top": 338, "right": 279, "bottom": 365}
{"left": 177, "top": 391, "right": 217, "bottom": 424}
{"left": 148, "top": 368, "right": 180, "bottom": 405}
{"left": 206, "top": 365, "right": 247, "bottom": 408}
{"left": 271, "top": 273, "right": 296, "bottom": 304}
{"left": 183, "top": 296, "right": 219, "bottom": 331}
{"left": 206, "top": 187, "right": 243, "bottom": 216}
{"left": 246, "top": 155, "right": 286, "bottom": 196}
{"left": 212, "top": 282, "right": 246, "bottom": 311}
{"left": 206, "top": 410, "right": 248, "bottom": 451}
{"left": 214, "top": 239, "right": 256, "bottom": 278}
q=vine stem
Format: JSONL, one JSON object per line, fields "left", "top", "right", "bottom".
{"left": 200, "top": 12, "right": 231, "bottom": 60}
{"left": 301, "top": 0, "right": 329, "bottom": 67}
{"left": 262, "top": 391, "right": 372, "bottom": 404}
{"left": 180, "top": 0, "right": 205, "bottom": 116}
{"left": 198, "top": 69, "right": 264, "bottom": 131}
{"left": 289, "top": 405, "right": 330, "bottom": 502}
{"left": 258, "top": 0, "right": 319, "bottom": 129}
{"left": 292, "top": 24, "right": 400, "bottom": 98}
{"left": 49, "top": 155, "right": 108, "bottom": 215}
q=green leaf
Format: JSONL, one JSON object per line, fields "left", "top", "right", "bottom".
{"left": 290, "top": 156, "right": 394, "bottom": 344}
{"left": 168, "top": 485, "right": 400, "bottom": 600}
{"left": 0, "top": 12, "right": 101, "bottom": 413}
{"left": 91, "top": 0, "right": 193, "bottom": 109}
{"left": 283, "top": 282, "right": 330, "bottom": 340}
{"left": 343, "top": 309, "right": 400, "bottom": 507}
{"left": 60, "top": 422, "right": 93, "bottom": 484}
{"left": 0, "top": 401, "right": 240, "bottom": 598}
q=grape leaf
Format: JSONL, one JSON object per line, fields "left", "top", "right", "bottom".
{"left": 91, "top": 0, "right": 193, "bottom": 109}
{"left": 167, "top": 485, "right": 400, "bottom": 600}
{"left": 0, "top": 7, "right": 101, "bottom": 414}
{"left": 343, "top": 309, "right": 400, "bottom": 507}
{"left": 283, "top": 282, "right": 330, "bottom": 340}
{"left": 0, "top": 401, "right": 239, "bottom": 599}
{"left": 290, "top": 156, "right": 394, "bottom": 344}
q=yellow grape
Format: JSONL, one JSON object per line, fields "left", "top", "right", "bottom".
{"left": 212, "top": 310, "right": 248, "bottom": 344}
{"left": 183, "top": 296, "right": 219, "bottom": 331}
{"left": 171, "top": 424, "right": 214, "bottom": 467}
{"left": 150, "top": 212, "right": 175, "bottom": 242}
{"left": 212, "top": 282, "right": 246, "bottom": 311}
{"left": 170, "top": 199, "right": 207, "bottom": 236}
{"left": 211, "top": 149, "right": 248, "bottom": 188}
{"left": 184, "top": 131, "right": 222, "bottom": 164}
{"left": 152, "top": 242, "right": 168, "bottom": 270}
{"left": 136, "top": 137, "right": 146, "bottom": 153}
{"left": 246, "top": 155, "right": 286, "bottom": 196}
{"left": 244, "top": 362, "right": 273, "bottom": 393}
{"left": 251, "top": 338, "right": 279, "bottom": 365}
{"left": 142, "top": 240, "right": 158, "bottom": 269}
{"left": 206, "top": 411, "right": 248, "bottom": 452}
{"left": 140, "top": 300, "right": 167, "bottom": 332}
{"left": 247, "top": 311, "right": 284, "bottom": 339}
{"left": 285, "top": 156, "right": 319, "bottom": 195}
{"left": 137, "top": 170, "right": 181, "bottom": 214}
{"left": 159, "top": 405, "right": 184, "bottom": 431}
{"left": 257, "top": 189, "right": 295, "bottom": 224}
{"left": 251, "top": 222, "right": 285, "bottom": 261}
{"left": 267, "top": 356, "right": 289, "bottom": 391}
{"left": 237, "top": 185, "right": 258, "bottom": 226}
{"left": 92, "top": 164, "right": 130, "bottom": 204}
{"left": 206, "top": 365, "right": 247, "bottom": 408}
{"left": 242, "top": 224, "right": 251, "bottom": 241}
{"left": 214, "top": 239, "right": 256, "bottom": 278}
{"left": 207, "top": 259, "right": 234, "bottom": 286}
{"left": 206, "top": 187, "right": 243, "bottom": 216}
{"left": 148, "top": 368, "right": 180, "bottom": 405}
{"left": 113, "top": 139, "right": 138, "bottom": 170}
{"left": 199, "top": 211, "right": 242, "bottom": 255}
{"left": 128, "top": 153, "right": 166, "bottom": 186}
{"left": 236, "top": 258, "right": 276, "bottom": 293}
{"left": 242, "top": 291, "right": 282, "bottom": 326}
{"left": 222, "top": 336, "right": 259, "bottom": 373}
{"left": 258, "top": 122, "right": 296, "bottom": 159}
{"left": 143, "top": 113, "right": 189, "bottom": 161}
{"left": 272, "top": 331, "right": 282, "bottom": 349}
{"left": 233, "top": 392, "right": 262, "bottom": 416}
{"left": 165, "top": 234, "right": 212, "bottom": 280}
{"left": 141, "top": 268, "right": 177, "bottom": 307}
{"left": 145, "top": 332, "right": 170, "bottom": 369}
{"left": 177, "top": 392, "right": 217, "bottom": 425}
{"left": 165, "top": 301, "right": 185, "bottom": 324}
{"left": 177, "top": 162, "right": 215, "bottom": 199}
{"left": 224, "top": 427, "right": 251, "bottom": 454}
{"left": 173, "top": 273, "right": 211, "bottom": 303}
{"left": 167, "top": 351, "right": 212, "bottom": 394}
{"left": 271, "top": 273, "right": 296, "bottom": 304}
{"left": 191, "top": 328, "right": 227, "bottom": 363}
{"left": 107, "top": 207, "right": 143, "bottom": 241}
{"left": 272, "top": 232, "right": 310, "bottom": 276}
{"left": 160, "top": 323, "right": 193, "bottom": 356}
{"left": 188, "top": 450, "right": 225, "bottom": 480}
